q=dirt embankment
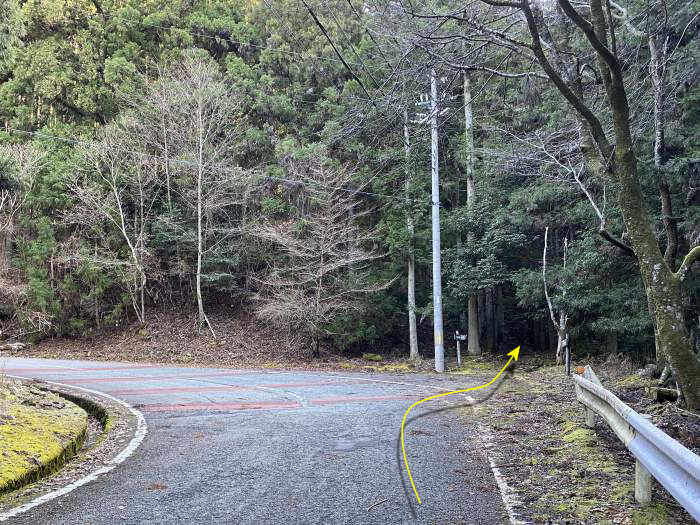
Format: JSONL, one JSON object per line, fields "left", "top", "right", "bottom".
{"left": 4, "top": 310, "right": 444, "bottom": 372}
{"left": 0, "top": 378, "right": 88, "bottom": 494}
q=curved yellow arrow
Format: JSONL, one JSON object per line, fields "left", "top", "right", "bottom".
{"left": 401, "top": 346, "right": 520, "bottom": 504}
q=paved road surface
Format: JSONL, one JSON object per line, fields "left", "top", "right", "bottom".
{"left": 1, "top": 357, "right": 508, "bottom": 524}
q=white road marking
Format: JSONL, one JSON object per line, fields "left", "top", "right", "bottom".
{"left": 477, "top": 425, "right": 530, "bottom": 525}
{"left": 268, "top": 369, "right": 479, "bottom": 402}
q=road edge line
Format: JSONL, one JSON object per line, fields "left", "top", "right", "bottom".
{"left": 0, "top": 376, "right": 148, "bottom": 522}
{"left": 477, "top": 424, "right": 530, "bottom": 525}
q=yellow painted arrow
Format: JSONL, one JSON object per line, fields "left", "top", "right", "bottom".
{"left": 401, "top": 346, "right": 520, "bottom": 504}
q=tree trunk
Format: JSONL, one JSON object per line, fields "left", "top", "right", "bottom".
{"left": 0, "top": 221, "right": 11, "bottom": 272}
{"left": 404, "top": 110, "right": 419, "bottom": 360}
{"left": 478, "top": 290, "right": 486, "bottom": 340}
{"left": 407, "top": 254, "right": 419, "bottom": 360}
{"left": 543, "top": 226, "right": 568, "bottom": 365}
{"left": 496, "top": 285, "right": 504, "bottom": 348}
{"left": 468, "top": 295, "right": 480, "bottom": 356}
{"left": 649, "top": 34, "right": 678, "bottom": 370}
{"left": 486, "top": 288, "right": 495, "bottom": 352}
{"left": 196, "top": 121, "right": 205, "bottom": 330}
{"left": 606, "top": 332, "right": 618, "bottom": 354}
{"left": 535, "top": 318, "right": 545, "bottom": 352}
{"left": 555, "top": 328, "right": 566, "bottom": 366}
{"left": 195, "top": 94, "right": 214, "bottom": 338}
{"left": 464, "top": 71, "right": 481, "bottom": 356}
{"left": 548, "top": 319, "right": 558, "bottom": 354}
{"left": 161, "top": 113, "right": 172, "bottom": 212}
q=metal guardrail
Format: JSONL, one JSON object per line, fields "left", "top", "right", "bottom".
{"left": 573, "top": 365, "right": 700, "bottom": 521}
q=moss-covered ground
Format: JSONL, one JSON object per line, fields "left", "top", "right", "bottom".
{"left": 0, "top": 379, "right": 87, "bottom": 494}
{"left": 460, "top": 356, "right": 696, "bottom": 524}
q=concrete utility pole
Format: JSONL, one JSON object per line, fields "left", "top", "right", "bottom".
{"left": 430, "top": 69, "right": 445, "bottom": 373}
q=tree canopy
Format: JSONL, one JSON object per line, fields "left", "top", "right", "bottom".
{"left": 0, "top": 0, "right": 698, "bottom": 405}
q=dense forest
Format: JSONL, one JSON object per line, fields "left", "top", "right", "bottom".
{"left": 0, "top": 1, "right": 698, "bottom": 405}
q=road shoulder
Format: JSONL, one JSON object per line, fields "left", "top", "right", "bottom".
{"left": 459, "top": 357, "right": 697, "bottom": 524}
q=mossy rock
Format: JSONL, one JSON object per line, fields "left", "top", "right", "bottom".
{"left": 0, "top": 385, "right": 88, "bottom": 494}
{"left": 362, "top": 352, "right": 383, "bottom": 362}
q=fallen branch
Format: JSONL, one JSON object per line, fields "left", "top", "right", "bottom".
{"left": 367, "top": 498, "right": 388, "bottom": 512}
{"left": 672, "top": 405, "right": 700, "bottom": 420}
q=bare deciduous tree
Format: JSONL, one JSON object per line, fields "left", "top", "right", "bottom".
{"left": 0, "top": 145, "right": 42, "bottom": 267}
{"left": 71, "top": 123, "right": 160, "bottom": 325}
{"left": 543, "top": 227, "right": 570, "bottom": 366}
{"left": 0, "top": 144, "right": 44, "bottom": 335}
{"left": 163, "top": 51, "right": 245, "bottom": 337}
{"left": 252, "top": 157, "right": 388, "bottom": 357}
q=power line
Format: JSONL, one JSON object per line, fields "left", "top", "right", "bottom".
{"left": 3, "top": 123, "right": 535, "bottom": 199}
{"left": 300, "top": 0, "right": 375, "bottom": 104}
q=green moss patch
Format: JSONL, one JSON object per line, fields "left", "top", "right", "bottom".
{"left": 613, "top": 373, "right": 654, "bottom": 390}
{"left": 449, "top": 357, "right": 497, "bottom": 375}
{"left": 0, "top": 382, "right": 88, "bottom": 494}
{"left": 632, "top": 503, "right": 671, "bottom": 525}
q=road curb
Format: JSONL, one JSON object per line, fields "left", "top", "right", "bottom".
{"left": 0, "top": 377, "right": 148, "bottom": 522}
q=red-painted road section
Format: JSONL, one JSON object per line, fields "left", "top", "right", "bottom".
{"left": 139, "top": 400, "right": 303, "bottom": 412}
{"left": 2, "top": 359, "right": 437, "bottom": 414}
{"left": 105, "top": 379, "right": 368, "bottom": 396}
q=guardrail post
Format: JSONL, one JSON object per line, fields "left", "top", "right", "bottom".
{"left": 582, "top": 366, "right": 598, "bottom": 427}
{"left": 635, "top": 414, "right": 652, "bottom": 504}
{"left": 635, "top": 458, "right": 652, "bottom": 504}
{"left": 585, "top": 406, "right": 595, "bottom": 428}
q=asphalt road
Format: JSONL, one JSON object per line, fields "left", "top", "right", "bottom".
{"left": 1, "top": 357, "right": 509, "bottom": 524}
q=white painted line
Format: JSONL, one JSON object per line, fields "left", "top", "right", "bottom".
{"left": 478, "top": 426, "right": 530, "bottom": 525}
{"left": 0, "top": 376, "right": 148, "bottom": 522}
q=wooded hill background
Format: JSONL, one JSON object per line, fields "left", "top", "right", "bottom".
{"left": 0, "top": 0, "right": 698, "bottom": 373}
